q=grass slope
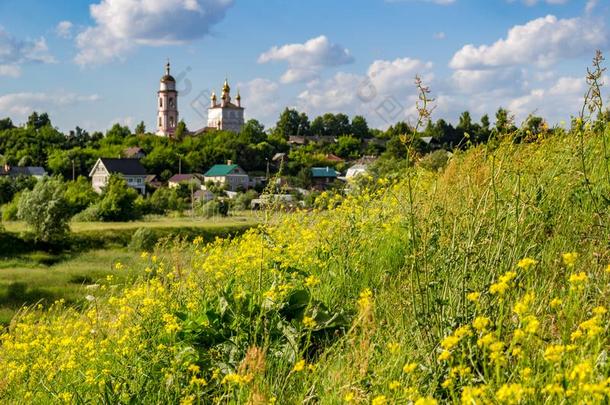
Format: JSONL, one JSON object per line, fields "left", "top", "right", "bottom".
{"left": 0, "top": 132, "right": 609, "bottom": 404}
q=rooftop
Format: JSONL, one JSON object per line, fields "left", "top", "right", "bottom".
{"left": 311, "top": 167, "right": 339, "bottom": 178}
{"left": 98, "top": 158, "right": 147, "bottom": 176}
{"left": 204, "top": 164, "right": 241, "bottom": 177}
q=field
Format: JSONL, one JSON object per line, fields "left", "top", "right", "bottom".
{"left": 0, "top": 132, "right": 609, "bottom": 403}
{"left": 0, "top": 213, "right": 258, "bottom": 325}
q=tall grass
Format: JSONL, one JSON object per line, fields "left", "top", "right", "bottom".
{"left": 0, "top": 129, "right": 609, "bottom": 403}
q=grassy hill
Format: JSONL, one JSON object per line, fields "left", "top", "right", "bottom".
{"left": 0, "top": 131, "right": 609, "bottom": 403}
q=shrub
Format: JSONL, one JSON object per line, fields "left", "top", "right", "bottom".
{"left": 95, "top": 175, "right": 141, "bottom": 221}
{"left": 129, "top": 227, "right": 158, "bottom": 251}
{"left": 17, "top": 178, "right": 70, "bottom": 243}
{"left": 419, "top": 149, "right": 450, "bottom": 172}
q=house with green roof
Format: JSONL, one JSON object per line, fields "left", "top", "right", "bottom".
{"left": 311, "top": 166, "right": 339, "bottom": 189}
{"left": 204, "top": 160, "right": 249, "bottom": 191}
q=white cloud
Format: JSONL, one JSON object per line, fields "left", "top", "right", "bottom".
{"left": 258, "top": 35, "right": 354, "bottom": 83}
{"left": 0, "top": 27, "right": 55, "bottom": 76}
{"left": 507, "top": 75, "right": 584, "bottom": 119}
{"left": 0, "top": 92, "right": 100, "bottom": 119}
{"left": 450, "top": 67, "right": 524, "bottom": 94}
{"left": 296, "top": 57, "right": 433, "bottom": 127}
{"left": 449, "top": 15, "right": 607, "bottom": 70}
{"left": 585, "top": 0, "right": 598, "bottom": 13}
{"left": 236, "top": 78, "right": 281, "bottom": 123}
{"left": 56, "top": 21, "right": 74, "bottom": 39}
{"left": 75, "top": 0, "right": 234, "bottom": 65}
{"left": 0, "top": 65, "right": 21, "bottom": 77}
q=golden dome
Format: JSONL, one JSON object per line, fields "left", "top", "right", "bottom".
{"left": 222, "top": 78, "right": 230, "bottom": 93}
{"left": 211, "top": 91, "right": 217, "bottom": 100}
{"left": 236, "top": 90, "right": 241, "bottom": 100}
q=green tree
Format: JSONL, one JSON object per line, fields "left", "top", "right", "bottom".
{"left": 274, "top": 108, "right": 302, "bottom": 139}
{"left": 351, "top": 115, "right": 370, "bottom": 139}
{"left": 17, "top": 178, "right": 70, "bottom": 243}
{"left": 96, "top": 175, "right": 141, "bottom": 221}
{"left": 64, "top": 176, "right": 98, "bottom": 215}
{"left": 174, "top": 120, "right": 188, "bottom": 140}
{"left": 135, "top": 121, "right": 146, "bottom": 135}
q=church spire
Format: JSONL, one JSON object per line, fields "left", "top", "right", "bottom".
{"left": 165, "top": 59, "right": 171, "bottom": 76}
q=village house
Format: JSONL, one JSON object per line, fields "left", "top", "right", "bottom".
{"left": 311, "top": 166, "right": 339, "bottom": 189}
{"left": 0, "top": 164, "right": 47, "bottom": 180}
{"left": 204, "top": 161, "right": 249, "bottom": 191}
{"left": 89, "top": 158, "right": 148, "bottom": 195}
{"left": 168, "top": 173, "right": 204, "bottom": 189}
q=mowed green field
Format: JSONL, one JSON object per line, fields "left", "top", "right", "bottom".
{"left": 2, "top": 211, "right": 259, "bottom": 233}
{"left": 0, "top": 213, "right": 260, "bottom": 325}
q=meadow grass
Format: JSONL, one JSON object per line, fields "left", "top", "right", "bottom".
{"left": 0, "top": 249, "right": 140, "bottom": 325}
{"left": 2, "top": 210, "right": 258, "bottom": 233}
{"left": 0, "top": 131, "right": 609, "bottom": 404}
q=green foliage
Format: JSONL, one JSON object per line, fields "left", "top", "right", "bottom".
{"left": 93, "top": 175, "right": 141, "bottom": 221}
{"left": 17, "top": 178, "right": 70, "bottom": 243}
{"left": 64, "top": 176, "right": 98, "bottom": 216}
{"left": 419, "top": 149, "right": 450, "bottom": 172}
{"left": 129, "top": 227, "right": 158, "bottom": 251}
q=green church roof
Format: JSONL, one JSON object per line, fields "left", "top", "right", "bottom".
{"left": 204, "top": 164, "right": 240, "bottom": 176}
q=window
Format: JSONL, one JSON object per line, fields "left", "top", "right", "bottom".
{"left": 159, "top": 117, "right": 162, "bottom": 126}
{"left": 170, "top": 117, "right": 175, "bottom": 127}
{"left": 159, "top": 98, "right": 163, "bottom": 108}
{"left": 169, "top": 97, "right": 174, "bottom": 108}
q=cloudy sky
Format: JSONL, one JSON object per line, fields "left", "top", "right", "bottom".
{"left": 0, "top": 0, "right": 608, "bottom": 132}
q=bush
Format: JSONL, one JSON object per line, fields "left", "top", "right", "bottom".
{"left": 65, "top": 176, "right": 98, "bottom": 216}
{"left": 128, "top": 227, "right": 158, "bottom": 251}
{"left": 419, "top": 149, "right": 450, "bottom": 172}
{"left": 95, "top": 175, "right": 141, "bottom": 221}
{"left": 1, "top": 196, "right": 20, "bottom": 221}
{"left": 197, "top": 199, "right": 229, "bottom": 218}
{"left": 17, "top": 178, "right": 70, "bottom": 243}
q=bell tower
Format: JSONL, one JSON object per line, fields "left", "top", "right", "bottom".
{"left": 156, "top": 60, "right": 179, "bottom": 137}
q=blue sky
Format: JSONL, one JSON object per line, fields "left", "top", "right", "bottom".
{"left": 0, "top": 0, "right": 608, "bottom": 132}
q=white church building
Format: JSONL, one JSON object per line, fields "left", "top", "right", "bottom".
{"left": 155, "top": 61, "right": 245, "bottom": 136}
{"left": 207, "top": 79, "right": 245, "bottom": 133}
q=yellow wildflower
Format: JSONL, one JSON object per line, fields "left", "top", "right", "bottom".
{"left": 461, "top": 386, "right": 485, "bottom": 404}
{"left": 303, "top": 316, "right": 316, "bottom": 329}
{"left": 304, "top": 275, "right": 320, "bottom": 287}
{"left": 562, "top": 252, "right": 578, "bottom": 267}
{"left": 293, "top": 360, "right": 306, "bottom": 372}
{"left": 495, "top": 383, "right": 532, "bottom": 404}
{"left": 387, "top": 341, "right": 400, "bottom": 354}
{"left": 466, "top": 292, "right": 481, "bottom": 302}
{"left": 441, "top": 335, "right": 460, "bottom": 351}
{"left": 543, "top": 345, "right": 565, "bottom": 362}
{"left": 344, "top": 392, "right": 355, "bottom": 402}
{"left": 472, "top": 316, "right": 491, "bottom": 332}
{"left": 438, "top": 350, "right": 451, "bottom": 361}
{"left": 403, "top": 362, "right": 418, "bottom": 373}
{"left": 414, "top": 397, "right": 438, "bottom": 405}
{"left": 389, "top": 380, "right": 401, "bottom": 390}
{"left": 549, "top": 298, "right": 562, "bottom": 309}
{"left": 517, "top": 258, "right": 537, "bottom": 270}
{"left": 371, "top": 395, "right": 387, "bottom": 405}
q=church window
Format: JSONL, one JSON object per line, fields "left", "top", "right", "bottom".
{"left": 159, "top": 117, "right": 162, "bottom": 126}
{"left": 170, "top": 117, "right": 175, "bottom": 127}
{"left": 159, "top": 98, "right": 163, "bottom": 108}
{"left": 169, "top": 98, "right": 174, "bottom": 108}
